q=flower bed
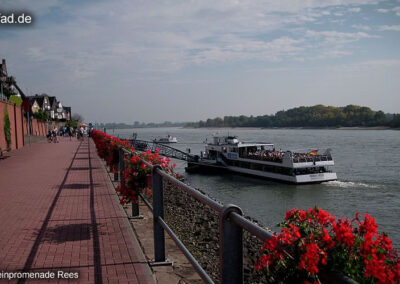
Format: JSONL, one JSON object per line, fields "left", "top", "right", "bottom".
{"left": 91, "top": 129, "right": 179, "bottom": 205}
{"left": 256, "top": 207, "right": 400, "bottom": 283}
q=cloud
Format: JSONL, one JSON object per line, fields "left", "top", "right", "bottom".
{"left": 3, "top": 0, "right": 386, "bottom": 75}
{"left": 26, "top": 47, "right": 46, "bottom": 62}
{"left": 0, "top": 1, "right": 390, "bottom": 104}
{"left": 352, "top": 24, "right": 372, "bottom": 31}
{"left": 328, "top": 59, "right": 400, "bottom": 73}
{"left": 377, "top": 8, "right": 390, "bottom": 13}
{"left": 378, "top": 25, "right": 400, "bottom": 31}
{"left": 348, "top": 7, "right": 361, "bottom": 12}
{"left": 305, "top": 30, "right": 376, "bottom": 44}
{"left": 378, "top": 6, "right": 400, "bottom": 15}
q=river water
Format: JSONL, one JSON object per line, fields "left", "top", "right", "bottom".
{"left": 111, "top": 127, "right": 400, "bottom": 247}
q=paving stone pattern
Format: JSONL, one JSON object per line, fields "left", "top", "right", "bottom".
{"left": 0, "top": 137, "right": 155, "bottom": 284}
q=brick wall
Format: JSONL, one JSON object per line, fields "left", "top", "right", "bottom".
{"left": 0, "top": 100, "right": 47, "bottom": 151}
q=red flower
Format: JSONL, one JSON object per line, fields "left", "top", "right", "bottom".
{"left": 91, "top": 130, "right": 179, "bottom": 206}
{"left": 256, "top": 207, "right": 400, "bottom": 283}
{"left": 333, "top": 218, "right": 355, "bottom": 248}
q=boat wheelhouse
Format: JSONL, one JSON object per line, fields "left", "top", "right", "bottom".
{"left": 153, "top": 135, "right": 178, "bottom": 144}
{"left": 199, "top": 136, "right": 337, "bottom": 184}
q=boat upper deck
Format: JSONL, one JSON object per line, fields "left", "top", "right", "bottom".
{"left": 205, "top": 136, "right": 333, "bottom": 167}
{"left": 241, "top": 149, "right": 333, "bottom": 164}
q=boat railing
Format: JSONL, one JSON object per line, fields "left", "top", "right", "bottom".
{"left": 292, "top": 154, "right": 333, "bottom": 163}
{"left": 239, "top": 150, "right": 284, "bottom": 163}
{"left": 110, "top": 146, "right": 356, "bottom": 284}
{"left": 129, "top": 139, "right": 195, "bottom": 162}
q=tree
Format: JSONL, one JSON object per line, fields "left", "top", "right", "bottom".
{"left": 72, "top": 113, "right": 84, "bottom": 122}
{"left": 185, "top": 104, "right": 396, "bottom": 128}
{"left": 390, "top": 114, "right": 400, "bottom": 128}
{"left": 8, "top": 95, "right": 22, "bottom": 106}
{"left": 65, "top": 120, "right": 78, "bottom": 129}
{"left": 33, "top": 109, "right": 50, "bottom": 121}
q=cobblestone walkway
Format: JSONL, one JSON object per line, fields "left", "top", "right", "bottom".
{"left": 0, "top": 137, "right": 155, "bottom": 284}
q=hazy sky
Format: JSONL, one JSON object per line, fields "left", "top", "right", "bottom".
{"left": 1, "top": 0, "right": 399, "bottom": 123}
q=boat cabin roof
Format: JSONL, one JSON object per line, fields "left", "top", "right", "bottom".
{"left": 209, "top": 136, "right": 273, "bottom": 148}
{"left": 237, "top": 142, "right": 274, "bottom": 148}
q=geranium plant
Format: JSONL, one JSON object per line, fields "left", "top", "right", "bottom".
{"left": 91, "top": 130, "right": 180, "bottom": 205}
{"left": 119, "top": 149, "right": 178, "bottom": 205}
{"left": 91, "top": 130, "right": 130, "bottom": 173}
{"left": 256, "top": 207, "right": 400, "bottom": 284}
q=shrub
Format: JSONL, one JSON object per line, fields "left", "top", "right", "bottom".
{"left": 3, "top": 106, "right": 11, "bottom": 148}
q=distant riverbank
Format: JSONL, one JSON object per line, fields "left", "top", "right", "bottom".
{"left": 183, "top": 126, "right": 396, "bottom": 130}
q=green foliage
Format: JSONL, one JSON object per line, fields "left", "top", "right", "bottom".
{"left": 186, "top": 105, "right": 396, "bottom": 128}
{"left": 8, "top": 95, "right": 22, "bottom": 106}
{"left": 32, "top": 109, "right": 50, "bottom": 121}
{"left": 65, "top": 120, "right": 78, "bottom": 129}
{"left": 3, "top": 106, "right": 11, "bottom": 148}
{"left": 390, "top": 114, "right": 400, "bottom": 128}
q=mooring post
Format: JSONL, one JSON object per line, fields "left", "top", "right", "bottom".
{"left": 219, "top": 204, "right": 243, "bottom": 284}
{"left": 150, "top": 166, "right": 171, "bottom": 266}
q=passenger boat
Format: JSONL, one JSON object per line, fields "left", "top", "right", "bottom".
{"left": 187, "top": 136, "right": 337, "bottom": 184}
{"left": 153, "top": 135, "right": 178, "bottom": 144}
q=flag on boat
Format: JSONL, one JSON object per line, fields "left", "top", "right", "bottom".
{"left": 309, "top": 150, "right": 318, "bottom": 156}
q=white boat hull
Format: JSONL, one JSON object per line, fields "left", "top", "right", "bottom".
{"left": 226, "top": 165, "right": 337, "bottom": 184}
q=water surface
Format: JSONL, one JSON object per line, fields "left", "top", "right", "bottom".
{"left": 113, "top": 127, "right": 400, "bottom": 247}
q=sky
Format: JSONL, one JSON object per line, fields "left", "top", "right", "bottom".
{"left": 0, "top": 0, "right": 399, "bottom": 123}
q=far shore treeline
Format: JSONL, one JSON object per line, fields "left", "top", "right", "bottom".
{"left": 95, "top": 121, "right": 187, "bottom": 129}
{"left": 98, "top": 105, "right": 400, "bottom": 129}
{"left": 185, "top": 105, "right": 400, "bottom": 129}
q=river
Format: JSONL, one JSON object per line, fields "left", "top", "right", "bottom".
{"left": 111, "top": 127, "right": 400, "bottom": 247}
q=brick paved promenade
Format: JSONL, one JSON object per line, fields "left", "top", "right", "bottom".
{"left": 0, "top": 137, "right": 155, "bottom": 284}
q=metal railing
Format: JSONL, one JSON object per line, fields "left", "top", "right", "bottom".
{"left": 129, "top": 139, "right": 196, "bottom": 162}
{"left": 113, "top": 146, "right": 357, "bottom": 284}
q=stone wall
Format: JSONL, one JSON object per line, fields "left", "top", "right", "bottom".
{"left": 163, "top": 181, "right": 271, "bottom": 284}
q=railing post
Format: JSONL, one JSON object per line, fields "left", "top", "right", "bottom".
{"left": 131, "top": 195, "right": 141, "bottom": 218}
{"left": 118, "top": 148, "right": 125, "bottom": 181}
{"left": 124, "top": 149, "right": 143, "bottom": 220}
{"left": 219, "top": 204, "right": 243, "bottom": 284}
{"left": 149, "top": 166, "right": 171, "bottom": 266}
{"left": 113, "top": 158, "right": 119, "bottom": 181}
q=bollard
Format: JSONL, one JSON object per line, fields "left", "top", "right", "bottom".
{"left": 219, "top": 204, "right": 243, "bottom": 284}
{"left": 149, "top": 166, "right": 171, "bottom": 266}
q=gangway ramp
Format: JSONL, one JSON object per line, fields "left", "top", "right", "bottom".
{"left": 129, "top": 139, "right": 196, "bottom": 162}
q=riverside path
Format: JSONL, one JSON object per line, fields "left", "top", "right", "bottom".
{"left": 0, "top": 137, "right": 155, "bottom": 284}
